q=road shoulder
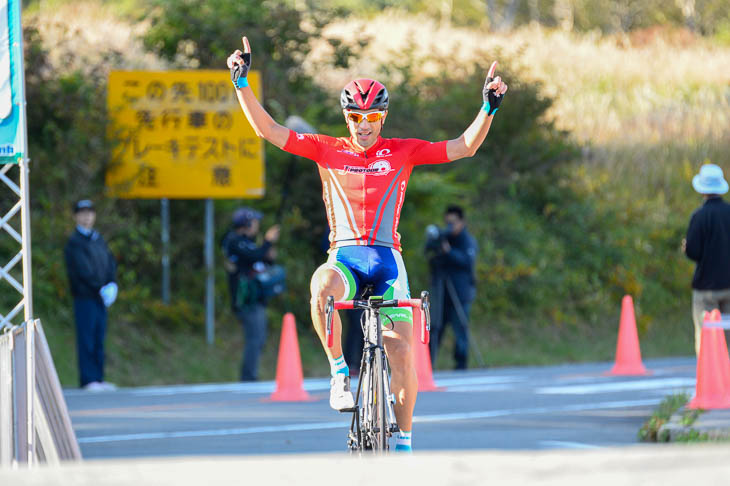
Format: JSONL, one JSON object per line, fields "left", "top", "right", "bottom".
{"left": 659, "top": 408, "right": 730, "bottom": 441}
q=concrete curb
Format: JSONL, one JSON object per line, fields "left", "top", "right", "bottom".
{"left": 3, "top": 446, "right": 730, "bottom": 485}
{"left": 659, "top": 407, "right": 730, "bottom": 441}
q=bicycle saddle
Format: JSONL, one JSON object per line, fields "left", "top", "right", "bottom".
{"left": 357, "top": 284, "right": 375, "bottom": 300}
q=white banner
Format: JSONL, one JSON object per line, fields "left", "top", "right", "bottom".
{"left": 0, "top": 0, "right": 25, "bottom": 162}
{"left": 0, "top": 1, "right": 11, "bottom": 119}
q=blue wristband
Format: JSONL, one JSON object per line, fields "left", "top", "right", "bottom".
{"left": 235, "top": 77, "right": 249, "bottom": 89}
{"left": 481, "top": 101, "right": 498, "bottom": 115}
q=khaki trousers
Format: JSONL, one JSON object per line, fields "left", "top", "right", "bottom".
{"left": 692, "top": 288, "right": 730, "bottom": 356}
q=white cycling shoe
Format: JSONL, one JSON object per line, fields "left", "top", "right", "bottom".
{"left": 329, "top": 374, "right": 355, "bottom": 410}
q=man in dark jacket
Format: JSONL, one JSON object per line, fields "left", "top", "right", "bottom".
{"left": 426, "top": 205, "right": 478, "bottom": 370}
{"left": 222, "top": 207, "right": 280, "bottom": 381}
{"left": 64, "top": 200, "right": 117, "bottom": 391}
{"left": 684, "top": 164, "right": 730, "bottom": 356}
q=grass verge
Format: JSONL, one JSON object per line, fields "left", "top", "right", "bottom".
{"left": 635, "top": 393, "right": 730, "bottom": 443}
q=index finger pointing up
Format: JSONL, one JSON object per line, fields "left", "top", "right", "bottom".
{"left": 242, "top": 36, "right": 251, "bottom": 54}
{"left": 488, "top": 61, "right": 498, "bottom": 79}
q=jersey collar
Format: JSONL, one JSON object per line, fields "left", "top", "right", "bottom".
{"left": 348, "top": 136, "right": 386, "bottom": 157}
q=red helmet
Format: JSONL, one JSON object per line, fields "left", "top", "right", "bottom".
{"left": 340, "top": 79, "right": 389, "bottom": 110}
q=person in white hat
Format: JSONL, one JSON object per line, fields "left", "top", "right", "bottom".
{"left": 683, "top": 164, "right": 730, "bottom": 356}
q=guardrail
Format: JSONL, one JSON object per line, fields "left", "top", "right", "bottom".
{"left": 0, "top": 320, "right": 81, "bottom": 467}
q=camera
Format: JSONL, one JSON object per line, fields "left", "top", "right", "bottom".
{"left": 425, "top": 223, "right": 453, "bottom": 252}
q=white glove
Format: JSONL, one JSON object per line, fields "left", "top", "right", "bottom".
{"left": 99, "top": 282, "right": 118, "bottom": 308}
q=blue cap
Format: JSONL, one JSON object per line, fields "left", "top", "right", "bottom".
{"left": 73, "top": 199, "right": 95, "bottom": 213}
{"left": 232, "top": 207, "right": 263, "bottom": 228}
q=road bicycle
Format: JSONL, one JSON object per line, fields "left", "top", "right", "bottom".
{"left": 325, "top": 288, "right": 430, "bottom": 453}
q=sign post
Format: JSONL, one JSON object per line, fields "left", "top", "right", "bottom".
{"left": 107, "top": 71, "right": 264, "bottom": 343}
{"left": 161, "top": 198, "right": 170, "bottom": 304}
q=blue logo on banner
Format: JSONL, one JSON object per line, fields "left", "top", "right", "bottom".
{"left": 0, "top": 143, "right": 14, "bottom": 156}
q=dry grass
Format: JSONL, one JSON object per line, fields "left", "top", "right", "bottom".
{"left": 32, "top": 4, "right": 730, "bottom": 149}
{"left": 313, "top": 12, "right": 730, "bottom": 145}
{"left": 27, "top": 1, "right": 167, "bottom": 74}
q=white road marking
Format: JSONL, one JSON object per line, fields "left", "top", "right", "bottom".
{"left": 444, "top": 384, "right": 514, "bottom": 393}
{"left": 68, "top": 380, "right": 333, "bottom": 397}
{"left": 536, "top": 378, "right": 696, "bottom": 395}
{"left": 76, "top": 398, "right": 661, "bottom": 444}
{"left": 540, "top": 440, "right": 600, "bottom": 449}
{"left": 436, "top": 376, "right": 525, "bottom": 386}
{"left": 649, "top": 387, "right": 695, "bottom": 397}
{"left": 65, "top": 375, "right": 524, "bottom": 397}
{"left": 77, "top": 421, "right": 350, "bottom": 444}
{"left": 410, "top": 399, "right": 660, "bottom": 423}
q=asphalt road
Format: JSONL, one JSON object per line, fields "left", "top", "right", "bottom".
{"left": 64, "top": 357, "right": 697, "bottom": 459}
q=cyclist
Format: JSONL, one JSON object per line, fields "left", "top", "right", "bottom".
{"left": 227, "top": 36, "right": 507, "bottom": 452}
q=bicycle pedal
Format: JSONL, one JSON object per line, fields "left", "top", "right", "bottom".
{"left": 338, "top": 407, "right": 358, "bottom": 413}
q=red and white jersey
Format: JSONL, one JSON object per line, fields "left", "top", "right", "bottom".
{"left": 283, "top": 130, "right": 451, "bottom": 251}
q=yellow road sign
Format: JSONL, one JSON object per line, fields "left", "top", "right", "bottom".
{"left": 106, "top": 70, "right": 264, "bottom": 199}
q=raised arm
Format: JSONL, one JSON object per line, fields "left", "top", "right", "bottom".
{"left": 446, "top": 61, "right": 508, "bottom": 161}
{"left": 227, "top": 36, "right": 290, "bottom": 149}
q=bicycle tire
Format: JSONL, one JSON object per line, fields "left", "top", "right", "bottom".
{"left": 372, "top": 346, "right": 388, "bottom": 451}
{"left": 360, "top": 357, "right": 373, "bottom": 451}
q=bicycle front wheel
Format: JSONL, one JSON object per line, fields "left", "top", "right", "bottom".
{"left": 371, "top": 346, "right": 388, "bottom": 452}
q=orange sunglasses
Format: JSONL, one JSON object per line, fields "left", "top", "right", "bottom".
{"left": 345, "top": 110, "right": 386, "bottom": 124}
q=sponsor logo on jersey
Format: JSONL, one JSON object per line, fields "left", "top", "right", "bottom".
{"left": 337, "top": 149, "right": 359, "bottom": 156}
{"left": 375, "top": 148, "right": 392, "bottom": 157}
{"left": 394, "top": 180, "right": 407, "bottom": 231}
{"left": 296, "top": 133, "right": 305, "bottom": 140}
{"left": 338, "top": 160, "right": 394, "bottom": 176}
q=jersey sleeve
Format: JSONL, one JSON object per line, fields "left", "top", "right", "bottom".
{"left": 408, "top": 139, "right": 451, "bottom": 166}
{"left": 282, "top": 130, "right": 325, "bottom": 162}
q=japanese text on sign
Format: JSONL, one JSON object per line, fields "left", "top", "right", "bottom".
{"left": 106, "top": 70, "right": 264, "bottom": 199}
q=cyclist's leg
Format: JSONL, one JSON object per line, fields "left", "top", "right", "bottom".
{"left": 310, "top": 264, "right": 348, "bottom": 360}
{"left": 311, "top": 248, "right": 363, "bottom": 358}
{"left": 311, "top": 251, "right": 360, "bottom": 410}
{"left": 383, "top": 320, "right": 417, "bottom": 432}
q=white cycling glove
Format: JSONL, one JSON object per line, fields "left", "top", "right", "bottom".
{"left": 100, "top": 282, "right": 118, "bottom": 308}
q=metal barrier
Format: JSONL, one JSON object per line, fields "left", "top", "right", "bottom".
{"left": 0, "top": 320, "right": 81, "bottom": 467}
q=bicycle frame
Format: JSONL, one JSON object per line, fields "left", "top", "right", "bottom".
{"left": 325, "top": 292, "right": 430, "bottom": 453}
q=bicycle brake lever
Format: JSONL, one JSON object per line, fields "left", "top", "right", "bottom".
{"left": 420, "top": 291, "right": 431, "bottom": 332}
{"left": 325, "top": 296, "right": 335, "bottom": 348}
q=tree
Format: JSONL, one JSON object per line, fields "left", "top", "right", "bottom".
{"left": 485, "top": 0, "right": 522, "bottom": 30}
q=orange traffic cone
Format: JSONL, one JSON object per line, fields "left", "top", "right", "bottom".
{"left": 412, "top": 306, "right": 441, "bottom": 392}
{"left": 606, "top": 295, "right": 649, "bottom": 376}
{"left": 688, "top": 309, "right": 730, "bottom": 409}
{"left": 269, "top": 313, "right": 312, "bottom": 401}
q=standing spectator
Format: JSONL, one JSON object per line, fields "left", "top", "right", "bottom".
{"left": 64, "top": 199, "right": 118, "bottom": 391}
{"left": 684, "top": 164, "right": 730, "bottom": 356}
{"left": 221, "top": 207, "right": 280, "bottom": 381}
{"left": 425, "top": 205, "right": 478, "bottom": 370}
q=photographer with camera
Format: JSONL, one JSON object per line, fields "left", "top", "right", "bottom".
{"left": 222, "top": 207, "right": 281, "bottom": 381}
{"left": 425, "top": 205, "right": 478, "bottom": 370}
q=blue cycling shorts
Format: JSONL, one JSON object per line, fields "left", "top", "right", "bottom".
{"left": 326, "top": 245, "right": 413, "bottom": 324}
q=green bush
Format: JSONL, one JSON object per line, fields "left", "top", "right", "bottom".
{"left": 15, "top": 2, "right": 714, "bottom": 385}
